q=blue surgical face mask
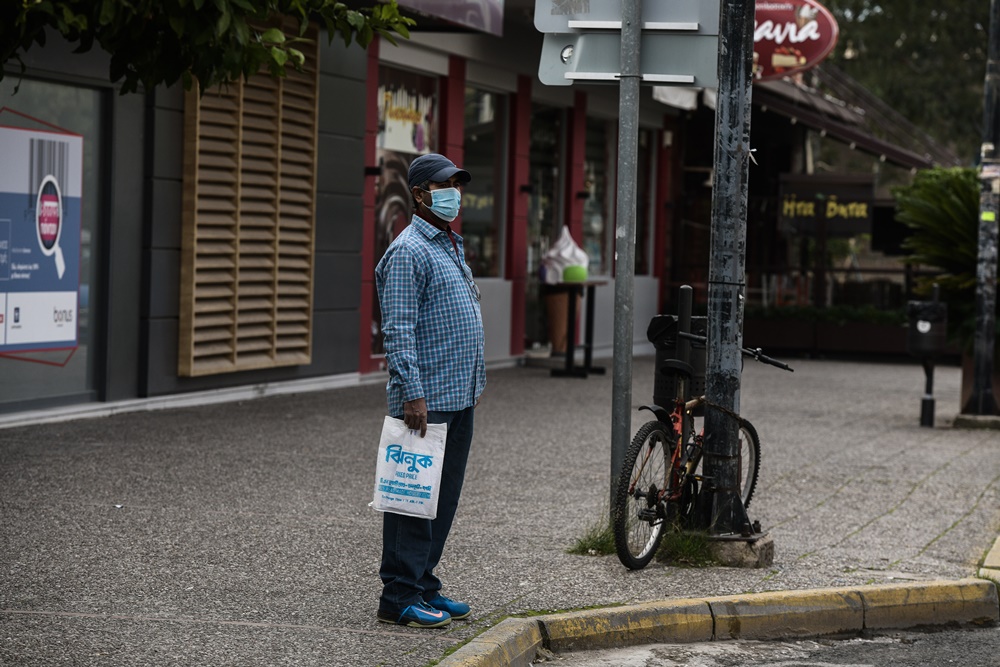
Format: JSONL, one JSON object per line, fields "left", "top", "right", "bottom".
{"left": 425, "top": 187, "right": 461, "bottom": 222}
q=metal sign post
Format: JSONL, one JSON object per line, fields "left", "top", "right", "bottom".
{"left": 609, "top": 0, "right": 642, "bottom": 512}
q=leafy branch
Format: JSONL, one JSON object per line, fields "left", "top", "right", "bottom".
{"left": 0, "top": 1, "right": 415, "bottom": 94}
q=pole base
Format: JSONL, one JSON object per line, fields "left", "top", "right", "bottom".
{"left": 920, "top": 397, "right": 935, "bottom": 427}
{"left": 707, "top": 532, "right": 775, "bottom": 568}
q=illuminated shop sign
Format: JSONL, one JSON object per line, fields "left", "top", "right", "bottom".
{"left": 754, "top": 0, "right": 839, "bottom": 82}
{"left": 779, "top": 175, "right": 873, "bottom": 236}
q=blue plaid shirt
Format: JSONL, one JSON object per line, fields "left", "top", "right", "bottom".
{"left": 376, "top": 215, "right": 486, "bottom": 416}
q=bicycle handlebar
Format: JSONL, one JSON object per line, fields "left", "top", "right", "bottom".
{"left": 676, "top": 331, "right": 794, "bottom": 372}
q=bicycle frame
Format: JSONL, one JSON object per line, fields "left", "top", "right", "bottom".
{"left": 635, "top": 394, "right": 746, "bottom": 515}
{"left": 628, "top": 394, "right": 706, "bottom": 516}
{"left": 666, "top": 396, "right": 706, "bottom": 504}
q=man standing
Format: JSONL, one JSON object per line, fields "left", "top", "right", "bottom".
{"left": 375, "top": 153, "right": 486, "bottom": 628}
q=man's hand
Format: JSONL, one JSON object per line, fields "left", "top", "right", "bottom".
{"left": 403, "top": 398, "right": 428, "bottom": 437}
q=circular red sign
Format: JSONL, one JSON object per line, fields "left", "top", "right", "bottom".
{"left": 754, "top": 0, "right": 839, "bottom": 82}
{"left": 36, "top": 177, "right": 62, "bottom": 251}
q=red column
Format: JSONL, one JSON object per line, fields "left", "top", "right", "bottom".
{"left": 564, "top": 91, "right": 587, "bottom": 244}
{"left": 506, "top": 75, "right": 532, "bottom": 357}
{"left": 439, "top": 56, "right": 467, "bottom": 234}
{"left": 358, "top": 37, "right": 381, "bottom": 374}
{"left": 655, "top": 115, "right": 679, "bottom": 310}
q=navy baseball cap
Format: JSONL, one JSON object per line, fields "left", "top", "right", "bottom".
{"left": 407, "top": 153, "right": 472, "bottom": 189}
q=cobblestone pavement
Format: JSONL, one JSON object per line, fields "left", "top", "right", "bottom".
{"left": 2, "top": 356, "right": 998, "bottom": 666}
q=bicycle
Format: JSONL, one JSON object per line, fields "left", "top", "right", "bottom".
{"left": 612, "top": 333, "right": 793, "bottom": 570}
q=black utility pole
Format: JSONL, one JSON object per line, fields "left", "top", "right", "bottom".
{"left": 702, "top": 0, "right": 757, "bottom": 534}
{"left": 968, "top": 0, "right": 1000, "bottom": 415}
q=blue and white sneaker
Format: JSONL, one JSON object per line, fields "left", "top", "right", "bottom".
{"left": 424, "top": 594, "right": 471, "bottom": 620}
{"left": 377, "top": 602, "right": 451, "bottom": 628}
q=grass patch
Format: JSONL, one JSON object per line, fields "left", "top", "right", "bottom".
{"left": 654, "top": 529, "right": 719, "bottom": 567}
{"left": 567, "top": 515, "right": 616, "bottom": 556}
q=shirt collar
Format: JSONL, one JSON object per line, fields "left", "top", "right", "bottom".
{"left": 411, "top": 214, "right": 457, "bottom": 240}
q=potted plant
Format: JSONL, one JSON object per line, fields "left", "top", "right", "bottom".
{"left": 893, "top": 167, "right": 1000, "bottom": 413}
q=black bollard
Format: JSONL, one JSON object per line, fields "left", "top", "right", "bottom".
{"left": 907, "top": 285, "right": 947, "bottom": 428}
{"left": 920, "top": 359, "right": 935, "bottom": 428}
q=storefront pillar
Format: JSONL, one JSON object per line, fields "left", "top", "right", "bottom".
{"left": 506, "top": 74, "right": 532, "bottom": 357}
{"left": 656, "top": 116, "right": 679, "bottom": 310}
{"left": 358, "top": 37, "right": 381, "bottom": 374}
{"left": 439, "top": 55, "right": 467, "bottom": 233}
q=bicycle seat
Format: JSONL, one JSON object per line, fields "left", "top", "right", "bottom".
{"left": 658, "top": 359, "right": 694, "bottom": 379}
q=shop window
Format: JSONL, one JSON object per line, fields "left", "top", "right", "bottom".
{"left": 756, "top": 173, "right": 908, "bottom": 311}
{"left": 525, "top": 105, "right": 562, "bottom": 347}
{"left": 179, "top": 25, "right": 318, "bottom": 377}
{"left": 0, "top": 79, "right": 104, "bottom": 410}
{"left": 462, "top": 87, "right": 506, "bottom": 278}
{"left": 635, "top": 129, "right": 653, "bottom": 276}
{"left": 583, "top": 118, "right": 613, "bottom": 275}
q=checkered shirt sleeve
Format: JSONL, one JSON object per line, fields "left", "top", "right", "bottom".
{"left": 376, "top": 216, "right": 486, "bottom": 416}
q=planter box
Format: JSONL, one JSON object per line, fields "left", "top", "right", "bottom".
{"left": 743, "top": 318, "right": 814, "bottom": 352}
{"left": 960, "top": 352, "right": 1000, "bottom": 414}
{"left": 815, "top": 322, "right": 907, "bottom": 355}
{"left": 744, "top": 318, "right": 907, "bottom": 356}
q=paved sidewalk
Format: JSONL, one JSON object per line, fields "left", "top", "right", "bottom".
{"left": 1, "top": 356, "right": 999, "bottom": 666}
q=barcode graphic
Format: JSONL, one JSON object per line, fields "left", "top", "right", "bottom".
{"left": 29, "top": 138, "right": 69, "bottom": 197}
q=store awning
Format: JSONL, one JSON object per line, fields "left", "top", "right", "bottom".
{"left": 752, "top": 80, "right": 934, "bottom": 170}
{"left": 653, "top": 78, "right": 936, "bottom": 170}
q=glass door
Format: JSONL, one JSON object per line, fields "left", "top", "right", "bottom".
{"left": 525, "top": 105, "right": 562, "bottom": 349}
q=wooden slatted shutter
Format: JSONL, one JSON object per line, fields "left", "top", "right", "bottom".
{"left": 179, "top": 25, "right": 319, "bottom": 377}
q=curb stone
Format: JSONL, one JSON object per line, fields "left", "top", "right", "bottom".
{"left": 437, "top": 579, "right": 999, "bottom": 667}
{"left": 981, "top": 535, "right": 1000, "bottom": 581}
{"left": 952, "top": 414, "right": 1000, "bottom": 430}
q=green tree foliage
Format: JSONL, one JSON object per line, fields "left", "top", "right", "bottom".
{"left": 894, "top": 167, "right": 997, "bottom": 342}
{"left": 825, "top": 1, "right": 988, "bottom": 162}
{"left": 0, "top": 1, "right": 415, "bottom": 94}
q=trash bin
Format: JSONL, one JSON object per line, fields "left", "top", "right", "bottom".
{"left": 647, "top": 314, "right": 706, "bottom": 407}
{"left": 906, "top": 300, "right": 947, "bottom": 358}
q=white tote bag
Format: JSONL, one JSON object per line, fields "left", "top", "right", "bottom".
{"left": 370, "top": 416, "right": 447, "bottom": 519}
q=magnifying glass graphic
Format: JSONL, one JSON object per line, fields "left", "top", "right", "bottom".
{"left": 35, "top": 175, "right": 65, "bottom": 279}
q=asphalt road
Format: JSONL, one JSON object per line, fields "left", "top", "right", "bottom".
{"left": 552, "top": 625, "right": 1000, "bottom": 666}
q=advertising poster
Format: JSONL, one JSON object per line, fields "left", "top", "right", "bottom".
{"left": 0, "top": 123, "right": 83, "bottom": 354}
{"left": 371, "top": 70, "right": 439, "bottom": 356}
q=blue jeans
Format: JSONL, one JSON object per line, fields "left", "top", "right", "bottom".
{"left": 379, "top": 406, "right": 475, "bottom": 613}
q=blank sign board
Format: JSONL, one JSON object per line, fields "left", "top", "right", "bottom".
{"left": 539, "top": 32, "right": 719, "bottom": 87}
{"left": 534, "top": 0, "right": 720, "bottom": 35}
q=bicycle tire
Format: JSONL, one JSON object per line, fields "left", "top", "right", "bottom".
{"left": 681, "top": 415, "right": 760, "bottom": 510}
{"left": 613, "top": 420, "right": 672, "bottom": 570}
{"left": 737, "top": 418, "right": 761, "bottom": 508}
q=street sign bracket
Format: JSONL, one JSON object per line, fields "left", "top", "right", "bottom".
{"left": 565, "top": 72, "right": 696, "bottom": 84}
{"left": 567, "top": 20, "right": 700, "bottom": 31}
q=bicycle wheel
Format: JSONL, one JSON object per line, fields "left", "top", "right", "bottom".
{"left": 613, "top": 420, "right": 672, "bottom": 570}
{"left": 685, "top": 416, "right": 760, "bottom": 509}
{"left": 737, "top": 418, "right": 761, "bottom": 508}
